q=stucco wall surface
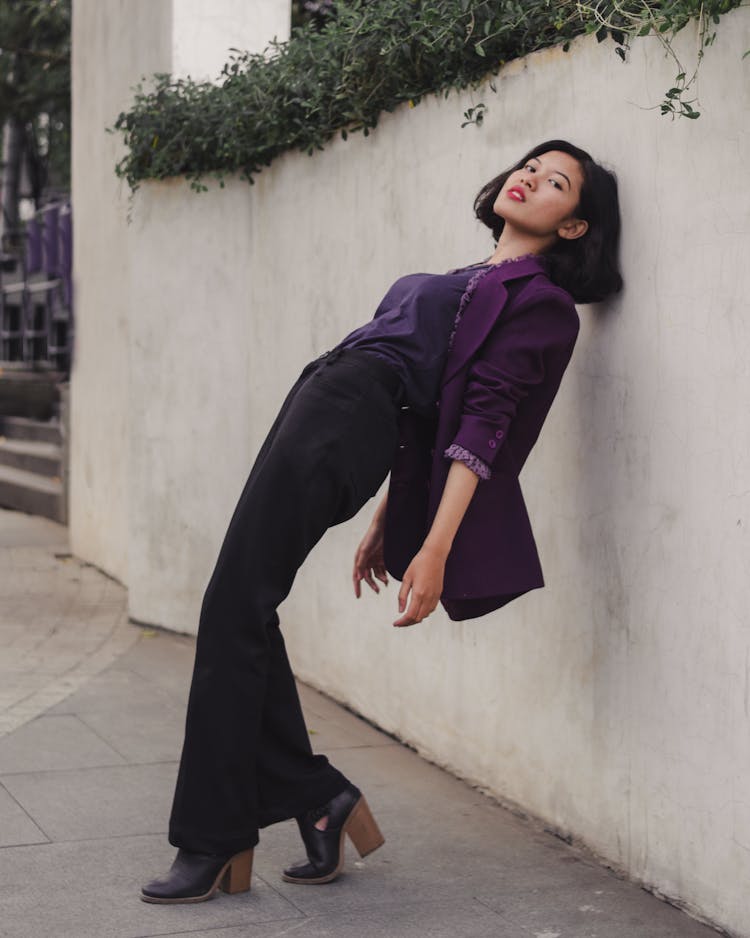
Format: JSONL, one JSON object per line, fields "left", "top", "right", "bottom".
{"left": 71, "top": 4, "right": 750, "bottom": 934}
{"left": 70, "top": 0, "right": 172, "bottom": 584}
{"left": 171, "top": 0, "right": 290, "bottom": 79}
{"left": 70, "top": 0, "right": 290, "bottom": 586}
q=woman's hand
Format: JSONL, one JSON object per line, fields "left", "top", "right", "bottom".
{"left": 392, "top": 460, "right": 480, "bottom": 627}
{"left": 352, "top": 514, "right": 389, "bottom": 598}
{"left": 393, "top": 545, "right": 446, "bottom": 627}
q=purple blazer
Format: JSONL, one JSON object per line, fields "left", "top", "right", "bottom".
{"left": 383, "top": 255, "right": 579, "bottom": 621}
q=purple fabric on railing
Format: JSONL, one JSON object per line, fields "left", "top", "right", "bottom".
{"left": 25, "top": 218, "right": 42, "bottom": 274}
{"left": 40, "top": 204, "right": 60, "bottom": 277}
{"left": 58, "top": 205, "right": 73, "bottom": 306}
{"left": 58, "top": 206, "right": 72, "bottom": 275}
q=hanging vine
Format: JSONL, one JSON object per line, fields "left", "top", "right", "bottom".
{"left": 574, "top": 0, "right": 746, "bottom": 118}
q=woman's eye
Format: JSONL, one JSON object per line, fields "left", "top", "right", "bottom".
{"left": 522, "top": 163, "right": 565, "bottom": 189}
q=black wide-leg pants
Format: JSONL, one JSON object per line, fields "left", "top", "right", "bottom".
{"left": 168, "top": 348, "right": 401, "bottom": 856}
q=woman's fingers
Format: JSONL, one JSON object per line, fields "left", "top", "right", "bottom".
{"left": 352, "top": 555, "right": 363, "bottom": 598}
{"left": 394, "top": 548, "right": 444, "bottom": 626}
{"left": 397, "top": 575, "right": 411, "bottom": 614}
{"left": 353, "top": 554, "right": 386, "bottom": 598}
{"left": 362, "top": 567, "right": 380, "bottom": 593}
{"left": 394, "top": 582, "right": 436, "bottom": 626}
{"left": 353, "top": 524, "right": 388, "bottom": 599}
{"left": 393, "top": 605, "right": 416, "bottom": 627}
{"left": 396, "top": 573, "right": 417, "bottom": 624}
{"left": 394, "top": 593, "right": 429, "bottom": 627}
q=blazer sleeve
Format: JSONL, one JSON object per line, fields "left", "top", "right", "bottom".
{"left": 445, "top": 289, "right": 579, "bottom": 474}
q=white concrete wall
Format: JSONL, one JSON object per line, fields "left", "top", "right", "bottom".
{"left": 172, "top": 0, "right": 290, "bottom": 79}
{"left": 70, "top": 0, "right": 173, "bottom": 583}
{"left": 70, "top": 0, "right": 290, "bottom": 584}
{"left": 72, "top": 5, "right": 750, "bottom": 935}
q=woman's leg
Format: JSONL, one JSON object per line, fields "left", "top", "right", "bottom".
{"left": 255, "top": 613, "right": 342, "bottom": 829}
{"left": 167, "top": 354, "right": 399, "bottom": 856}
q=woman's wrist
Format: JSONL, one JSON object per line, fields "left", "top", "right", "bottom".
{"left": 367, "top": 517, "right": 386, "bottom": 543}
{"left": 419, "top": 538, "right": 451, "bottom": 562}
{"left": 371, "top": 495, "right": 388, "bottom": 528}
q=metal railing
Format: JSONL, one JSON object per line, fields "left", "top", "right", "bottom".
{"left": 0, "top": 201, "right": 73, "bottom": 374}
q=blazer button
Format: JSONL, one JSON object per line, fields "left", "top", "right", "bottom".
{"left": 488, "top": 439, "right": 496, "bottom": 449}
{"left": 495, "top": 430, "right": 504, "bottom": 439}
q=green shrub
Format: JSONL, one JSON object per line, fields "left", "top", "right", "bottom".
{"left": 111, "top": 0, "right": 745, "bottom": 192}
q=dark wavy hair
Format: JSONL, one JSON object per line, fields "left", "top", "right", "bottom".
{"left": 474, "top": 140, "right": 623, "bottom": 304}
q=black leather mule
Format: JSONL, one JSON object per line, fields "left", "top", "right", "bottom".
{"left": 282, "top": 783, "right": 384, "bottom": 885}
{"left": 141, "top": 847, "right": 253, "bottom": 903}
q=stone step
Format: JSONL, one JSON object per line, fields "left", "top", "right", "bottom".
{"left": 0, "top": 438, "right": 62, "bottom": 477}
{"left": 0, "top": 416, "right": 61, "bottom": 445}
{"left": 0, "top": 369, "right": 64, "bottom": 420}
{"left": 0, "top": 464, "right": 65, "bottom": 523}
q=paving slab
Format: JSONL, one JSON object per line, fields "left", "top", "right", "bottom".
{"left": 106, "top": 628, "right": 196, "bottom": 706}
{"left": 0, "top": 509, "right": 140, "bottom": 736}
{"left": 157, "top": 898, "right": 518, "bottom": 938}
{"left": 48, "top": 667, "right": 186, "bottom": 763}
{"left": 480, "top": 880, "right": 719, "bottom": 937}
{"left": 2, "top": 762, "right": 177, "bottom": 842}
{"left": 0, "top": 835, "right": 302, "bottom": 938}
{"left": 0, "top": 713, "right": 126, "bottom": 774}
{"left": 0, "top": 783, "right": 48, "bottom": 847}
{"left": 0, "top": 507, "right": 66, "bottom": 549}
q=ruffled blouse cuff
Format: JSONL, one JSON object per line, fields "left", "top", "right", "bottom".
{"left": 444, "top": 444, "right": 491, "bottom": 481}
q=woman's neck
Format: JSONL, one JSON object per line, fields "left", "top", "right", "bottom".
{"left": 487, "top": 230, "right": 554, "bottom": 265}
{"left": 487, "top": 249, "right": 539, "bottom": 265}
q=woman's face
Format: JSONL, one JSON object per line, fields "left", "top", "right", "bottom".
{"left": 493, "top": 150, "right": 589, "bottom": 243}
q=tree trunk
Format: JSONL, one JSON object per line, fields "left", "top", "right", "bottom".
{"left": 0, "top": 114, "right": 24, "bottom": 246}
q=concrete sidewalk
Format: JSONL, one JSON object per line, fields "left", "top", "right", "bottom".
{"left": 0, "top": 508, "right": 724, "bottom": 938}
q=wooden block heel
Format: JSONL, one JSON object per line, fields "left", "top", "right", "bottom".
{"left": 345, "top": 796, "right": 385, "bottom": 858}
{"left": 220, "top": 848, "right": 254, "bottom": 894}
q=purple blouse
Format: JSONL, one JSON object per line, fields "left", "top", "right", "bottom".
{"left": 335, "top": 263, "right": 496, "bottom": 479}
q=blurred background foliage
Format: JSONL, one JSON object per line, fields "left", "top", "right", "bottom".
{"left": 0, "top": 0, "right": 70, "bottom": 236}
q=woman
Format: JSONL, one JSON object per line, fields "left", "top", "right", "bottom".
{"left": 141, "top": 139, "right": 622, "bottom": 903}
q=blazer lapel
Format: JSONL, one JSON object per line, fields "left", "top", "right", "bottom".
{"left": 442, "top": 255, "right": 548, "bottom": 385}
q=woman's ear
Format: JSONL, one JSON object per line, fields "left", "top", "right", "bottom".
{"left": 557, "top": 217, "right": 589, "bottom": 241}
